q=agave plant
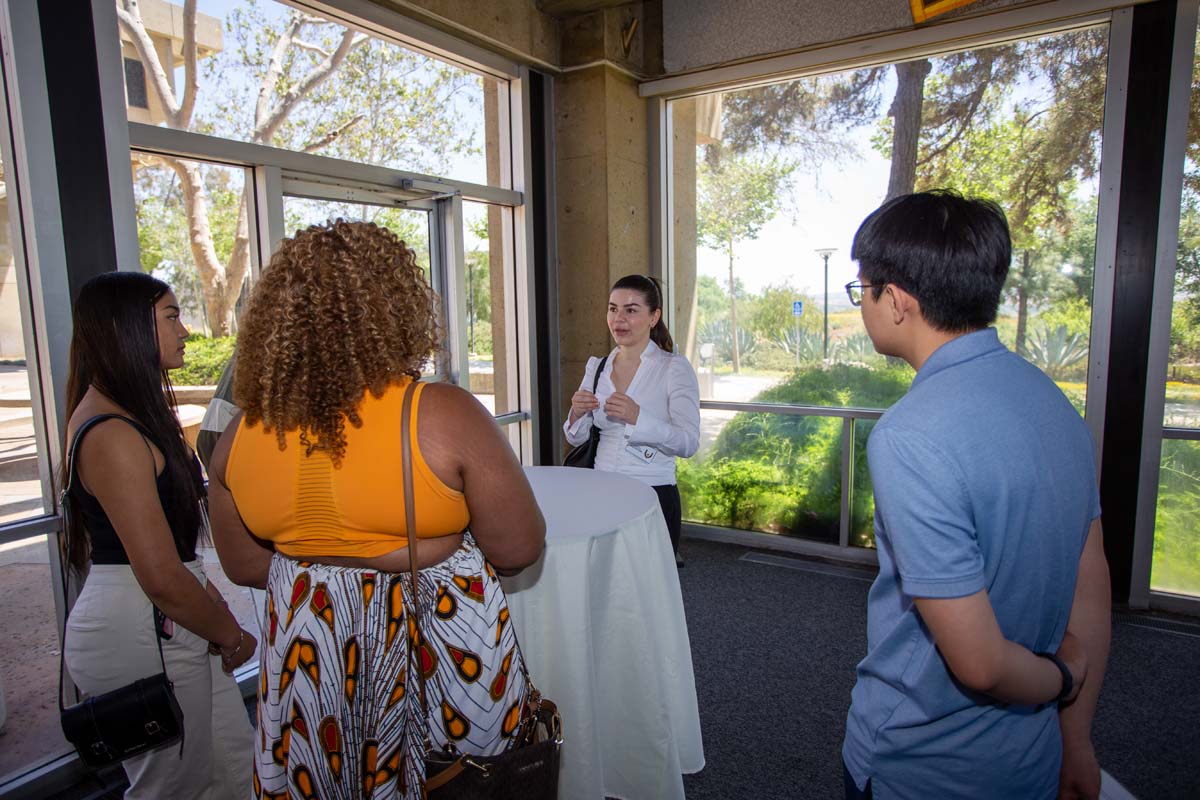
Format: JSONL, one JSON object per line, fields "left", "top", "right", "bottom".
{"left": 1025, "top": 324, "right": 1088, "bottom": 379}
{"left": 772, "top": 327, "right": 828, "bottom": 364}
{"left": 698, "top": 319, "right": 758, "bottom": 365}
{"left": 836, "top": 332, "right": 881, "bottom": 366}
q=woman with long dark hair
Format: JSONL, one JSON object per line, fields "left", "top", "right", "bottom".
{"left": 564, "top": 274, "right": 700, "bottom": 564}
{"left": 61, "top": 272, "right": 255, "bottom": 799}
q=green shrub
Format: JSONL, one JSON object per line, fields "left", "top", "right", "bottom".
{"left": 1037, "top": 297, "right": 1092, "bottom": 339}
{"left": 835, "top": 333, "right": 884, "bottom": 367}
{"left": 1152, "top": 439, "right": 1200, "bottom": 596}
{"left": 698, "top": 319, "right": 758, "bottom": 366}
{"left": 772, "top": 327, "right": 828, "bottom": 364}
{"left": 468, "top": 325, "right": 493, "bottom": 356}
{"left": 173, "top": 334, "right": 236, "bottom": 385}
{"left": 682, "top": 364, "right": 913, "bottom": 542}
{"left": 1167, "top": 363, "right": 1200, "bottom": 384}
{"left": 743, "top": 342, "right": 799, "bottom": 371}
{"left": 1026, "top": 324, "right": 1088, "bottom": 381}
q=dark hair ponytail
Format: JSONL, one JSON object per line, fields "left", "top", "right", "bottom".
{"left": 611, "top": 274, "right": 673, "bottom": 353}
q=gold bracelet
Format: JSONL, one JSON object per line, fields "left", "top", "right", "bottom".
{"left": 224, "top": 629, "right": 244, "bottom": 658}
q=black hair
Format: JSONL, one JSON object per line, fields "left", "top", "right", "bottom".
{"left": 61, "top": 272, "right": 205, "bottom": 573}
{"left": 851, "top": 190, "right": 1011, "bottom": 332}
{"left": 611, "top": 274, "right": 674, "bottom": 352}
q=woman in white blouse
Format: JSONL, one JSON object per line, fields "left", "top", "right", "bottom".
{"left": 564, "top": 275, "right": 701, "bottom": 565}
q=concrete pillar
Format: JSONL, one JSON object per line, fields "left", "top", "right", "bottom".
{"left": 554, "top": 63, "right": 650, "bottom": 420}
{"left": 670, "top": 97, "right": 697, "bottom": 365}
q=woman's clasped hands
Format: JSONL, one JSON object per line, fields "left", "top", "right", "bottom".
{"left": 570, "top": 388, "right": 640, "bottom": 425}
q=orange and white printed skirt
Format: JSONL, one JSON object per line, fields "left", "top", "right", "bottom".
{"left": 254, "top": 533, "right": 528, "bottom": 799}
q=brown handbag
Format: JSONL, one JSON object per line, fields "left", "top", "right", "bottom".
{"left": 398, "top": 382, "right": 563, "bottom": 800}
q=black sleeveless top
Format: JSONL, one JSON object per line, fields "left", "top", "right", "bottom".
{"left": 67, "top": 414, "right": 198, "bottom": 565}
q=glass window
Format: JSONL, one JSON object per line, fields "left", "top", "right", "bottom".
{"left": 0, "top": 154, "right": 48, "bottom": 524}
{"left": 133, "top": 155, "right": 248, "bottom": 423}
{"left": 680, "top": 408, "right": 844, "bottom": 543}
{"left": 463, "top": 200, "right": 514, "bottom": 416}
{"left": 283, "top": 197, "right": 432, "bottom": 274}
{"left": 0, "top": 119, "right": 70, "bottom": 775}
{"left": 670, "top": 27, "right": 1108, "bottom": 544}
{"left": 116, "top": 0, "right": 509, "bottom": 187}
{"left": 1152, "top": 20, "right": 1200, "bottom": 598}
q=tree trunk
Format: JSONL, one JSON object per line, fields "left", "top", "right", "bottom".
{"left": 165, "top": 159, "right": 232, "bottom": 335}
{"left": 886, "top": 59, "right": 932, "bottom": 200}
{"left": 161, "top": 157, "right": 251, "bottom": 337}
{"left": 1015, "top": 250, "right": 1031, "bottom": 356}
{"left": 728, "top": 240, "right": 740, "bottom": 374}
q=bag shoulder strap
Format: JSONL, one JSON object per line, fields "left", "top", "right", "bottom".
{"left": 63, "top": 414, "right": 159, "bottom": 498}
{"left": 400, "top": 381, "right": 431, "bottom": 727}
{"left": 59, "top": 413, "right": 170, "bottom": 714}
{"left": 402, "top": 381, "right": 545, "bottom": 756}
{"left": 591, "top": 355, "right": 609, "bottom": 394}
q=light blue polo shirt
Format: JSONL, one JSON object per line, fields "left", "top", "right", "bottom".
{"left": 842, "top": 328, "right": 1100, "bottom": 799}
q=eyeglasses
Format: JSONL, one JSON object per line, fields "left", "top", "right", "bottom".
{"left": 845, "top": 281, "right": 879, "bottom": 307}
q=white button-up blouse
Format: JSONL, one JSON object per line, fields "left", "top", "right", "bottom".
{"left": 562, "top": 339, "right": 701, "bottom": 486}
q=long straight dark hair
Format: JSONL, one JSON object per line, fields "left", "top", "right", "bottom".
{"left": 61, "top": 272, "right": 205, "bottom": 574}
{"left": 612, "top": 274, "right": 674, "bottom": 353}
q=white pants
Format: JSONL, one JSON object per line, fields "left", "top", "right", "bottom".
{"left": 63, "top": 560, "right": 253, "bottom": 800}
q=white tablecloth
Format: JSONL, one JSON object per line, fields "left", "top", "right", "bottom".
{"left": 502, "top": 466, "right": 705, "bottom": 800}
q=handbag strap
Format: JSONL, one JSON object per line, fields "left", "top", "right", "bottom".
{"left": 401, "top": 380, "right": 547, "bottom": 756}
{"left": 58, "top": 414, "right": 171, "bottom": 714}
{"left": 400, "top": 381, "right": 433, "bottom": 732}
{"left": 591, "top": 355, "right": 608, "bottom": 394}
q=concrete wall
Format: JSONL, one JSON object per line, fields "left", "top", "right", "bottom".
{"left": 555, "top": 64, "right": 651, "bottom": 415}
{"left": 377, "top": 0, "right": 561, "bottom": 66}
{"left": 662, "top": 0, "right": 1053, "bottom": 74}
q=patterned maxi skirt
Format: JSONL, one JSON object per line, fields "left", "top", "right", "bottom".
{"left": 254, "top": 533, "right": 528, "bottom": 799}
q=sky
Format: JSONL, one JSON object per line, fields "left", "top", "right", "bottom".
{"left": 693, "top": 119, "right": 893, "bottom": 310}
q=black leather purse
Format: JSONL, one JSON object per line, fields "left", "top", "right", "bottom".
{"left": 562, "top": 354, "right": 608, "bottom": 468}
{"left": 399, "top": 383, "right": 562, "bottom": 800}
{"left": 58, "top": 415, "right": 185, "bottom": 769}
{"left": 422, "top": 694, "right": 562, "bottom": 800}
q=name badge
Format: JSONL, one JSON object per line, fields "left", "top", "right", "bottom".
{"left": 626, "top": 443, "right": 657, "bottom": 463}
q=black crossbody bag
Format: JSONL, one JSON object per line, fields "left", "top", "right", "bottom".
{"left": 58, "top": 414, "right": 185, "bottom": 769}
{"left": 562, "top": 355, "right": 608, "bottom": 468}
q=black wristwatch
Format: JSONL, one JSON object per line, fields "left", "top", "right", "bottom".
{"left": 1037, "top": 651, "right": 1073, "bottom": 703}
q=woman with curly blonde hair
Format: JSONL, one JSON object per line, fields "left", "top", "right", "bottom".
{"left": 206, "top": 220, "right": 545, "bottom": 799}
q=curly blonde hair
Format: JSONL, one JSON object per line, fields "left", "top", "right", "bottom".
{"left": 234, "top": 219, "right": 440, "bottom": 465}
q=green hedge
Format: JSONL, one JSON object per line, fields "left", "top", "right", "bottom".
{"left": 173, "top": 334, "right": 235, "bottom": 385}
{"left": 681, "top": 364, "right": 913, "bottom": 544}
{"left": 1152, "top": 439, "right": 1200, "bottom": 596}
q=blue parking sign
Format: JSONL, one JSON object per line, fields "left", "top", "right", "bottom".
{"left": 792, "top": 301, "right": 804, "bottom": 316}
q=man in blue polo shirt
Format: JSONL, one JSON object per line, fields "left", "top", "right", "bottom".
{"left": 842, "top": 191, "right": 1111, "bottom": 799}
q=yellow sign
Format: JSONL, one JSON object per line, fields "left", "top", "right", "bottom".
{"left": 910, "top": 0, "right": 983, "bottom": 23}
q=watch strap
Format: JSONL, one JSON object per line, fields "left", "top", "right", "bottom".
{"left": 1036, "top": 651, "right": 1073, "bottom": 704}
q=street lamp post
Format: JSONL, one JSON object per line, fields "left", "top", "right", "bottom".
{"left": 815, "top": 248, "right": 837, "bottom": 360}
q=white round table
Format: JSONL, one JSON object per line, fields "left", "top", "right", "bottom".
{"left": 502, "top": 466, "right": 705, "bottom": 800}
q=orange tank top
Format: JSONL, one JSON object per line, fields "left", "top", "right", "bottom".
{"left": 225, "top": 380, "right": 469, "bottom": 559}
